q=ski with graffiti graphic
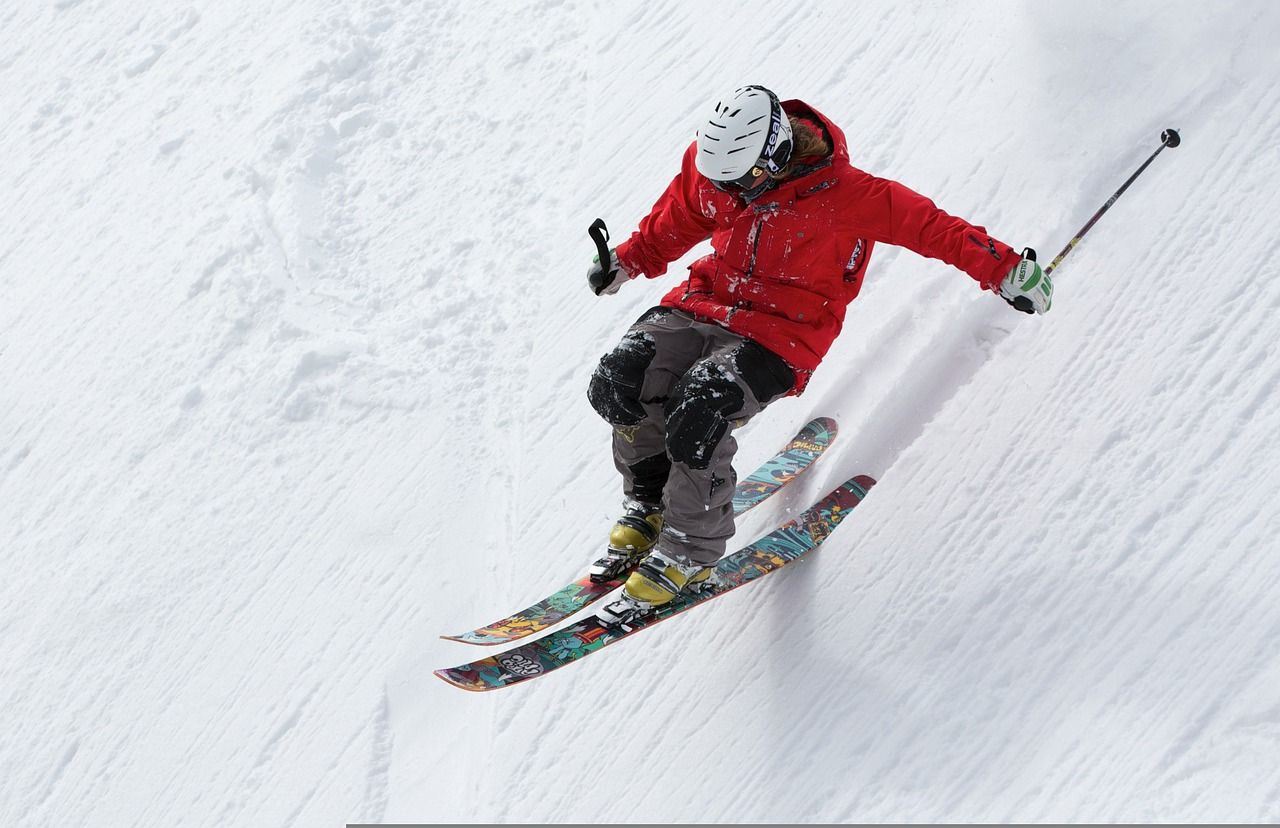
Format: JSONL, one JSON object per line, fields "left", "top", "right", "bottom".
{"left": 435, "top": 474, "right": 874, "bottom": 691}
{"left": 440, "top": 417, "right": 839, "bottom": 646}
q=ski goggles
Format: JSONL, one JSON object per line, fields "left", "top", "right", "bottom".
{"left": 710, "top": 164, "right": 769, "bottom": 193}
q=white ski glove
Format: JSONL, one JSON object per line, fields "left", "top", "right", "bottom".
{"left": 998, "top": 249, "right": 1053, "bottom": 314}
{"left": 588, "top": 248, "right": 636, "bottom": 296}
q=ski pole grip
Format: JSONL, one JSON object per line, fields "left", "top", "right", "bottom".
{"left": 589, "top": 218, "right": 611, "bottom": 269}
{"left": 1022, "top": 247, "right": 1037, "bottom": 262}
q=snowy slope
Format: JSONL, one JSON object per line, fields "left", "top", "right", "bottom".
{"left": 3, "top": 0, "right": 1280, "bottom": 825}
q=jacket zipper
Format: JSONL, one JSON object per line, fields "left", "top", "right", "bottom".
{"left": 719, "top": 206, "right": 771, "bottom": 325}
{"left": 746, "top": 211, "right": 764, "bottom": 280}
{"left": 743, "top": 202, "right": 775, "bottom": 287}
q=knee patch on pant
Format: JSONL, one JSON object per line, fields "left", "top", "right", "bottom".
{"left": 664, "top": 362, "right": 745, "bottom": 470}
{"left": 588, "top": 331, "right": 656, "bottom": 426}
{"left": 732, "top": 341, "right": 795, "bottom": 404}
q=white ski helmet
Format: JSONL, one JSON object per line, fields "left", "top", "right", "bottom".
{"left": 694, "top": 85, "right": 794, "bottom": 186}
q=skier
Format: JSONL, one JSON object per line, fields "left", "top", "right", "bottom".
{"left": 586, "top": 85, "right": 1052, "bottom": 615}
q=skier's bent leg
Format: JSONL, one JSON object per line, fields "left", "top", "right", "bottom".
{"left": 586, "top": 308, "right": 701, "bottom": 582}
{"left": 587, "top": 307, "right": 690, "bottom": 503}
{"left": 660, "top": 361, "right": 743, "bottom": 566}
{"left": 660, "top": 341, "right": 795, "bottom": 566}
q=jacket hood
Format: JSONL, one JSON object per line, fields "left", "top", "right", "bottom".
{"left": 782, "top": 99, "right": 850, "bottom": 167}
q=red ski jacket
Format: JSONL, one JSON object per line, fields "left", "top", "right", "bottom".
{"left": 615, "top": 100, "right": 1017, "bottom": 392}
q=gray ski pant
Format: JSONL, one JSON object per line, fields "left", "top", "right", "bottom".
{"left": 588, "top": 307, "right": 795, "bottom": 566}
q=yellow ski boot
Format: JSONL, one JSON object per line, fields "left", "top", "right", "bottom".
{"left": 598, "top": 549, "right": 715, "bottom": 629}
{"left": 622, "top": 549, "right": 714, "bottom": 606}
{"left": 588, "top": 502, "right": 663, "bottom": 583}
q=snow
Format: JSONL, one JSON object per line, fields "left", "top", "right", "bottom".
{"left": 3, "top": 0, "right": 1280, "bottom": 824}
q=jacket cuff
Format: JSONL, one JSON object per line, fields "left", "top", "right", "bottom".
{"left": 615, "top": 236, "right": 666, "bottom": 280}
{"left": 982, "top": 242, "right": 1020, "bottom": 291}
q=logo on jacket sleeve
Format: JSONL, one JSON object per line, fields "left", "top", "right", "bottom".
{"left": 844, "top": 238, "right": 865, "bottom": 278}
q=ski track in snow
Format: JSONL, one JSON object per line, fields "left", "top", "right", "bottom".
{"left": 3, "top": 0, "right": 1280, "bottom": 824}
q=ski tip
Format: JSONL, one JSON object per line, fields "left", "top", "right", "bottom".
{"left": 439, "top": 632, "right": 507, "bottom": 646}
{"left": 433, "top": 668, "right": 491, "bottom": 692}
{"left": 848, "top": 474, "right": 876, "bottom": 500}
{"left": 825, "top": 475, "right": 875, "bottom": 509}
{"left": 808, "top": 415, "right": 838, "bottom": 441}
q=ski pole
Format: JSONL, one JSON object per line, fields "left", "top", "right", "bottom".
{"left": 1044, "top": 128, "right": 1181, "bottom": 276}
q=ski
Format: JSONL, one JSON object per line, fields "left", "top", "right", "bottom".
{"left": 434, "top": 474, "right": 874, "bottom": 691}
{"left": 440, "top": 417, "right": 838, "bottom": 645}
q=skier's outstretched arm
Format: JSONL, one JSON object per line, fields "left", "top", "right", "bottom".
{"left": 844, "top": 172, "right": 1053, "bottom": 313}
{"left": 852, "top": 172, "right": 1015, "bottom": 285}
